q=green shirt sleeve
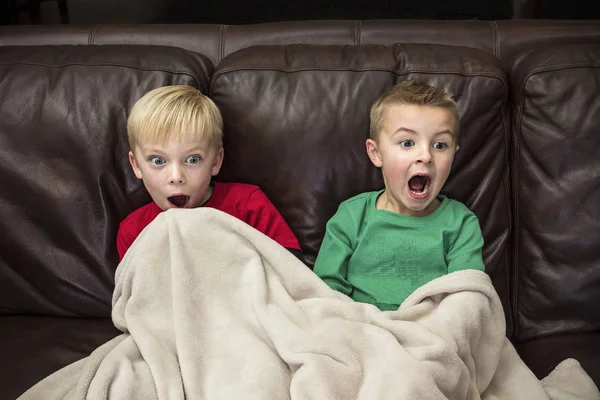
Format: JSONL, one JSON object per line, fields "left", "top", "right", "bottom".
{"left": 446, "top": 210, "right": 486, "bottom": 273}
{"left": 313, "top": 204, "right": 356, "bottom": 296}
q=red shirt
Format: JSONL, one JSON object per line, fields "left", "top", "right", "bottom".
{"left": 117, "top": 182, "right": 301, "bottom": 260}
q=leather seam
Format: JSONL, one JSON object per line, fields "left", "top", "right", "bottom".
{"left": 0, "top": 62, "right": 201, "bottom": 86}
{"left": 88, "top": 24, "right": 99, "bottom": 45}
{"left": 513, "top": 74, "right": 526, "bottom": 342}
{"left": 490, "top": 21, "right": 500, "bottom": 59}
{"left": 213, "top": 67, "right": 506, "bottom": 78}
{"left": 219, "top": 24, "right": 229, "bottom": 64}
{"left": 354, "top": 20, "right": 362, "bottom": 46}
{"left": 499, "top": 81, "right": 513, "bottom": 338}
{"left": 530, "top": 62, "right": 600, "bottom": 74}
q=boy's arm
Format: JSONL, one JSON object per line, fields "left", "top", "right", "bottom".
{"left": 446, "top": 211, "right": 486, "bottom": 273}
{"left": 313, "top": 205, "right": 355, "bottom": 296}
{"left": 116, "top": 221, "right": 136, "bottom": 261}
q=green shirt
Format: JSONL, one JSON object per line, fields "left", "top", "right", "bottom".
{"left": 313, "top": 190, "right": 485, "bottom": 311}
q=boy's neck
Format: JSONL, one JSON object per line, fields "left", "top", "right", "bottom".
{"left": 376, "top": 189, "right": 441, "bottom": 217}
{"left": 198, "top": 182, "right": 215, "bottom": 207}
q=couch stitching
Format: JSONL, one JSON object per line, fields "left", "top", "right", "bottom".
{"left": 88, "top": 24, "right": 99, "bottom": 45}
{"left": 531, "top": 62, "right": 600, "bottom": 73}
{"left": 354, "top": 20, "right": 362, "bottom": 46}
{"left": 219, "top": 25, "right": 229, "bottom": 64}
{"left": 498, "top": 80, "right": 513, "bottom": 337}
{"left": 211, "top": 68, "right": 508, "bottom": 101}
{"left": 513, "top": 72, "right": 526, "bottom": 341}
{"left": 490, "top": 21, "right": 499, "bottom": 59}
{"left": 0, "top": 61, "right": 200, "bottom": 79}
{"left": 213, "top": 66, "right": 506, "bottom": 78}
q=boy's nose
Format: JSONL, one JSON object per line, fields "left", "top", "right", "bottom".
{"left": 168, "top": 165, "right": 185, "bottom": 184}
{"left": 416, "top": 146, "right": 433, "bottom": 164}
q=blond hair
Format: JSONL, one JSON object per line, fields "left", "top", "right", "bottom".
{"left": 127, "top": 85, "right": 223, "bottom": 150}
{"left": 369, "top": 80, "right": 459, "bottom": 140}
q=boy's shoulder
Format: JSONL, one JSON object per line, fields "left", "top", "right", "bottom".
{"left": 211, "top": 182, "right": 263, "bottom": 206}
{"left": 210, "top": 181, "right": 277, "bottom": 212}
{"left": 438, "top": 196, "right": 480, "bottom": 225}
{"left": 119, "top": 201, "right": 162, "bottom": 230}
{"left": 214, "top": 181, "right": 261, "bottom": 196}
{"left": 339, "top": 190, "right": 380, "bottom": 210}
{"left": 440, "top": 196, "right": 475, "bottom": 214}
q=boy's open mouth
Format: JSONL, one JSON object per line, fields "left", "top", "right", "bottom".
{"left": 168, "top": 195, "right": 190, "bottom": 207}
{"left": 408, "top": 175, "right": 430, "bottom": 198}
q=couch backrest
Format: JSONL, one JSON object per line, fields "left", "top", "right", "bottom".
{"left": 1, "top": 20, "right": 600, "bottom": 66}
{"left": 211, "top": 43, "right": 512, "bottom": 329}
{"left": 1, "top": 22, "right": 599, "bottom": 345}
{"left": 0, "top": 45, "right": 214, "bottom": 317}
{"left": 0, "top": 42, "right": 512, "bottom": 328}
{"left": 510, "top": 44, "right": 600, "bottom": 342}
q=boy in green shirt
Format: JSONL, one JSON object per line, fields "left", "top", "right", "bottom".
{"left": 313, "top": 80, "right": 485, "bottom": 311}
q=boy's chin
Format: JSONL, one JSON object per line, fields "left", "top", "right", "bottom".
{"left": 388, "top": 191, "right": 439, "bottom": 216}
{"left": 158, "top": 202, "right": 190, "bottom": 211}
{"left": 166, "top": 203, "right": 192, "bottom": 210}
{"left": 409, "top": 197, "right": 441, "bottom": 215}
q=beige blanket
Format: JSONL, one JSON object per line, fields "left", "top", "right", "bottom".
{"left": 19, "top": 208, "right": 600, "bottom": 400}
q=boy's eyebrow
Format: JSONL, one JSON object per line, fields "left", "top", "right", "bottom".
{"left": 434, "top": 129, "right": 455, "bottom": 136}
{"left": 179, "top": 146, "right": 208, "bottom": 154}
{"left": 393, "top": 127, "right": 418, "bottom": 135}
{"left": 140, "top": 146, "right": 164, "bottom": 152}
{"left": 138, "top": 147, "right": 170, "bottom": 155}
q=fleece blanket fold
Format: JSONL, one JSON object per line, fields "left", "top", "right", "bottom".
{"left": 19, "top": 208, "right": 600, "bottom": 400}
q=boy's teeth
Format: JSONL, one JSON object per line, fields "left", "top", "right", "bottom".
{"left": 410, "top": 183, "right": 429, "bottom": 195}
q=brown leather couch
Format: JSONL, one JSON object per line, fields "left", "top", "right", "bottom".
{"left": 1, "top": 20, "right": 599, "bottom": 399}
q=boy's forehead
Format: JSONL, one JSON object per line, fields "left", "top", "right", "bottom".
{"left": 385, "top": 102, "right": 453, "bottom": 117}
{"left": 135, "top": 136, "right": 215, "bottom": 152}
{"left": 383, "top": 103, "right": 456, "bottom": 132}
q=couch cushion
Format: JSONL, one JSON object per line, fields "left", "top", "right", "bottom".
{"left": 211, "top": 43, "right": 512, "bottom": 332}
{"left": 0, "top": 316, "right": 120, "bottom": 399}
{"left": 515, "top": 332, "right": 600, "bottom": 387}
{"left": 0, "top": 45, "right": 214, "bottom": 317}
{"left": 510, "top": 44, "right": 600, "bottom": 341}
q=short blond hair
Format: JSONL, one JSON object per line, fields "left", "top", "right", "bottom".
{"left": 369, "top": 80, "right": 459, "bottom": 140}
{"left": 127, "top": 85, "right": 223, "bottom": 150}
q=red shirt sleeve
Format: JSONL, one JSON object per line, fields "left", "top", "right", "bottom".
{"left": 244, "top": 188, "right": 301, "bottom": 250}
{"left": 116, "top": 202, "right": 163, "bottom": 261}
{"left": 116, "top": 221, "right": 135, "bottom": 261}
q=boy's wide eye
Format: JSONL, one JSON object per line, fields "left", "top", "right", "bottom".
{"left": 149, "top": 157, "right": 166, "bottom": 166}
{"left": 400, "top": 140, "right": 414, "bottom": 148}
{"left": 433, "top": 142, "right": 447, "bottom": 150}
{"left": 186, "top": 155, "right": 201, "bottom": 164}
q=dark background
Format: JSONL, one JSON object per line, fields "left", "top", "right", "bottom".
{"left": 1, "top": 0, "right": 600, "bottom": 26}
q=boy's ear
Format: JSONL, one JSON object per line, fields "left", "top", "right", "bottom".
{"left": 365, "top": 138, "right": 383, "bottom": 168}
{"left": 128, "top": 151, "right": 143, "bottom": 179}
{"left": 211, "top": 148, "right": 224, "bottom": 176}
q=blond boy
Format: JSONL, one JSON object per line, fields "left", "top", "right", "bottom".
{"left": 313, "top": 80, "right": 485, "bottom": 311}
{"left": 117, "top": 85, "right": 301, "bottom": 260}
